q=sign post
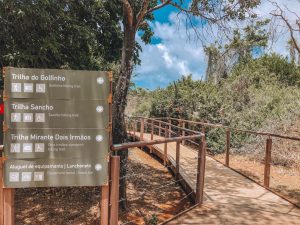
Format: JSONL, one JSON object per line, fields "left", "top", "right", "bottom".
{"left": 2, "top": 67, "right": 112, "bottom": 224}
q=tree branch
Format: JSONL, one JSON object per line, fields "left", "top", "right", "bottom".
{"left": 137, "top": 0, "right": 150, "bottom": 26}
{"left": 145, "top": 0, "right": 171, "bottom": 15}
{"left": 121, "top": 0, "right": 134, "bottom": 27}
{"left": 271, "top": 5, "right": 300, "bottom": 55}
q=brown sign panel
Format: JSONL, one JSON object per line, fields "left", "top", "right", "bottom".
{"left": 3, "top": 67, "right": 111, "bottom": 188}
{"left": 4, "top": 99, "right": 109, "bottom": 129}
{"left": 4, "top": 158, "right": 108, "bottom": 188}
{"left": 4, "top": 129, "right": 108, "bottom": 159}
{"left": 4, "top": 67, "right": 109, "bottom": 100}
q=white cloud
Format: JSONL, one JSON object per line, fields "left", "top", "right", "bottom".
{"left": 133, "top": 12, "right": 205, "bottom": 89}
{"left": 133, "top": 0, "right": 300, "bottom": 89}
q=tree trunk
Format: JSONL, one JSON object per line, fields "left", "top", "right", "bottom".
{"left": 112, "top": 23, "right": 136, "bottom": 209}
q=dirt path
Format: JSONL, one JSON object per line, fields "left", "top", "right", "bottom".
{"left": 15, "top": 147, "right": 192, "bottom": 225}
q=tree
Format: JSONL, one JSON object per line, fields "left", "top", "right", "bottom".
{"left": 204, "top": 19, "right": 270, "bottom": 84}
{"left": 113, "top": 0, "right": 261, "bottom": 208}
{"left": 0, "top": 0, "right": 122, "bottom": 71}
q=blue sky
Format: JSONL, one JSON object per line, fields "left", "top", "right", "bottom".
{"left": 133, "top": 0, "right": 300, "bottom": 90}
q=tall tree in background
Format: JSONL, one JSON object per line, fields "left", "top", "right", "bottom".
{"left": 270, "top": 2, "right": 300, "bottom": 65}
{"left": 114, "top": 0, "right": 261, "bottom": 207}
{"left": 204, "top": 19, "right": 270, "bottom": 84}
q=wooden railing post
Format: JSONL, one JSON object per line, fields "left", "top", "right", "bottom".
{"left": 109, "top": 156, "right": 120, "bottom": 225}
{"left": 140, "top": 118, "right": 144, "bottom": 141}
{"left": 182, "top": 122, "right": 186, "bottom": 145}
{"left": 144, "top": 119, "right": 148, "bottom": 134}
{"left": 225, "top": 129, "right": 230, "bottom": 167}
{"left": 168, "top": 119, "right": 171, "bottom": 138}
{"left": 100, "top": 185, "right": 109, "bottom": 225}
{"left": 196, "top": 140, "right": 206, "bottom": 205}
{"left": 264, "top": 138, "right": 272, "bottom": 188}
{"left": 201, "top": 126, "right": 205, "bottom": 143}
{"left": 158, "top": 122, "right": 162, "bottom": 136}
{"left": 150, "top": 120, "right": 154, "bottom": 153}
{"left": 175, "top": 141, "right": 180, "bottom": 180}
{"left": 133, "top": 121, "right": 136, "bottom": 141}
{"left": 151, "top": 120, "right": 154, "bottom": 140}
{"left": 164, "top": 127, "right": 168, "bottom": 166}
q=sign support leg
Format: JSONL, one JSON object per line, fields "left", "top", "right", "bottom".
{"left": 100, "top": 185, "right": 109, "bottom": 225}
{"left": 0, "top": 157, "right": 3, "bottom": 225}
{"left": 3, "top": 188, "right": 14, "bottom": 225}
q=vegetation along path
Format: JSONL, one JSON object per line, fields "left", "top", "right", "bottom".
{"left": 134, "top": 132, "right": 300, "bottom": 224}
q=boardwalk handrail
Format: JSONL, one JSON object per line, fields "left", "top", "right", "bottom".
{"left": 111, "top": 134, "right": 203, "bottom": 151}
{"left": 165, "top": 117, "right": 300, "bottom": 141}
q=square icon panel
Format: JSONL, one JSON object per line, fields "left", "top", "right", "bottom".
{"left": 34, "top": 172, "right": 44, "bottom": 181}
{"left": 35, "top": 113, "right": 45, "bottom": 122}
{"left": 9, "top": 172, "right": 19, "bottom": 182}
{"left": 11, "top": 83, "right": 22, "bottom": 92}
{"left": 35, "top": 143, "right": 45, "bottom": 152}
{"left": 21, "top": 172, "right": 32, "bottom": 182}
{"left": 23, "top": 143, "right": 33, "bottom": 153}
{"left": 36, "top": 83, "right": 46, "bottom": 93}
{"left": 24, "top": 83, "right": 33, "bottom": 92}
{"left": 23, "top": 113, "right": 33, "bottom": 122}
{"left": 10, "top": 143, "right": 21, "bottom": 153}
{"left": 11, "top": 113, "right": 21, "bottom": 122}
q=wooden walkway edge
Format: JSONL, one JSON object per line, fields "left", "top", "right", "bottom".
{"left": 132, "top": 132, "right": 300, "bottom": 225}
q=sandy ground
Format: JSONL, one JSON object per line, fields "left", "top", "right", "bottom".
{"left": 15, "top": 148, "right": 192, "bottom": 225}
{"left": 214, "top": 154, "right": 300, "bottom": 207}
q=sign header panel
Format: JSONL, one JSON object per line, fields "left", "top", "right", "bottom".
{"left": 4, "top": 129, "right": 109, "bottom": 159}
{"left": 5, "top": 99, "right": 109, "bottom": 129}
{"left": 4, "top": 67, "right": 110, "bottom": 100}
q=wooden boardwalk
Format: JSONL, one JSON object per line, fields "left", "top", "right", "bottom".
{"left": 133, "top": 132, "right": 300, "bottom": 224}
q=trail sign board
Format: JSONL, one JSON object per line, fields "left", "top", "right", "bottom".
{"left": 3, "top": 67, "right": 111, "bottom": 188}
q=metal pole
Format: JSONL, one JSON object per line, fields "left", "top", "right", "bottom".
{"left": 140, "top": 118, "right": 144, "bottom": 141}
{"left": 225, "top": 129, "right": 230, "bottom": 167}
{"left": 100, "top": 185, "right": 109, "bottom": 225}
{"left": 109, "top": 156, "right": 120, "bottom": 225}
{"left": 196, "top": 140, "right": 206, "bottom": 205}
{"left": 264, "top": 138, "right": 272, "bottom": 188}
{"left": 164, "top": 127, "right": 168, "bottom": 166}
{"left": 175, "top": 141, "right": 180, "bottom": 180}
